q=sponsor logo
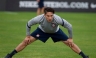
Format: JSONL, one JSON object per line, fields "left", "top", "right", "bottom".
{"left": 90, "top": 3, "right": 96, "bottom": 9}
{"left": 19, "top": 1, "right": 38, "bottom": 8}
{"left": 44, "top": 1, "right": 89, "bottom": 9}
{"left": 19, "top": 1, "right": 89, "bottom": 9}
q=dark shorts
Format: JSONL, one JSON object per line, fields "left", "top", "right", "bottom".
{"left": 38, "top": 2, "right": 44, "bottom": 8}
{"left": 31, "top": 28, "right": 68, "bottom": 43}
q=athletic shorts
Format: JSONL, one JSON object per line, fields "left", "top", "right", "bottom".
{"left": 38, "top": 2, "right": 44, "bottom": 8}
{"left": 31, "top": 28, "right": 68, "bottom": 43}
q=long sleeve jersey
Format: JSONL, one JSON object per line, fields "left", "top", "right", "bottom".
{"left": 26, "top": 14, "right": 72, "bottom": 38}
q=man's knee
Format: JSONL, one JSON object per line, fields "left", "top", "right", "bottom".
{"left": 22, "top": 36, "right": 36, "bottom": 46}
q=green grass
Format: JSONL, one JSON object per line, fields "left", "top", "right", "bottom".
{"left": 0, "top": 11, "right": 96, "bottom": 58}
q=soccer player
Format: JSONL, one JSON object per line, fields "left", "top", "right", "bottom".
{"left": 5, "top": 7, "right": 89, "bottom": 58}
{"left": 37, "top": 0, "right": 44, "bottom": 15}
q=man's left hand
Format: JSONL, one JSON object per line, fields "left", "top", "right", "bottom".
{"left": 67, "top": 38, "right": 74, "bottom": 47}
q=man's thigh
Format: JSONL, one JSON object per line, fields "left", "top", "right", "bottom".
{"left": 31, "top": 28, "right": 50, "bottom": 43}
{"left": 51, "top": 29, "right": 68, "bottom": 42}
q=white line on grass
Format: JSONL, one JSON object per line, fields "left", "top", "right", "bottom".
{"left": 5, "top": 11, "right": 18, "bottom": 15}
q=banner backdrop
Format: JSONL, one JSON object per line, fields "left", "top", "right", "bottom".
{"left": 6, "top": 0, "right": 96, "bottom": 12}
{"left": 0, "top": 0, "right": 6, "bottom": 11}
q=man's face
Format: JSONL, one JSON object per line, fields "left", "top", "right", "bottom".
{"left": 44, "top": 12, "right": 54, "bottom": 22}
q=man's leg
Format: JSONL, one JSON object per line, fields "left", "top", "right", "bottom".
{"left": 5, "top": 36, "right": 36, "bottom": 58}
{"left": 62, "top": 40, "right": 89, "bottom": 58}
{"left": 37, "top": 8, "right": 41, "bottom": 15}
{"left": 41, "top": 7, "right": 44, "bottom": 14}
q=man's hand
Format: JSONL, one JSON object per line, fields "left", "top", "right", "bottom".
{"left": 26, "top": 35, "right": 31, "bottom": 38}
{"left": 25, "top": 35, "right": 32, "bottom": 45}
{"left": 67, "top": 38, "right": 74, "bottom": 47}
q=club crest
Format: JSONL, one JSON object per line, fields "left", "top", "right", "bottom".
{"left": 36, "top": 34, "right": 40, "bottom": 37}
{"left": 51, "top": 23, "right": 56, "bottom": 27}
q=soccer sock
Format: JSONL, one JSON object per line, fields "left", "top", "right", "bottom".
{"left": 79, "top": 51, "right": 87, "bottom": 58}
{"left": 9, "top": 49, "right": 17, "bottom": 57}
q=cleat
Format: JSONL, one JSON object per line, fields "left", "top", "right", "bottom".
{"left": 84, "top": 56, "right": 89, "bottom": 58}
{"left": 5, "top": 54, "right": 12, "bottom": 58}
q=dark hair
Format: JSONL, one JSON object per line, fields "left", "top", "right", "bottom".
{"left": 44, "top": 7, "right": 55, "bottom": 14}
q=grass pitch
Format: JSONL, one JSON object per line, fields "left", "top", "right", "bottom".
{"left": 0, "top": 11, "right": 96, "bottom": 58}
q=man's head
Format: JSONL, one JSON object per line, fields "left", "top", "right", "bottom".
{"left": 44, "top": 7, "right": 55, "bottom": 22}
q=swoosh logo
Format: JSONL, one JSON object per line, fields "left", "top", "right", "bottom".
{"left": 90, "top": 3, "right": 96, "bottom": 8}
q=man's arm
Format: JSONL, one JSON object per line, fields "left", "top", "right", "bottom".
{"left": 54, "top": 14, "right": 72, "bottom": 38}
{"left": 26, "top": 15, "right": 44, "bottom": 36}
{"left": 62, "top": 19, "right": 72, "bottom": 39}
